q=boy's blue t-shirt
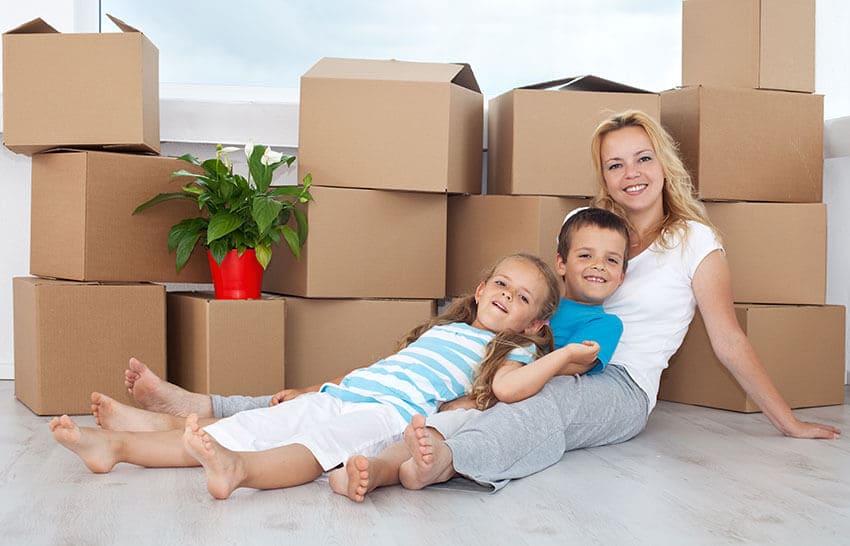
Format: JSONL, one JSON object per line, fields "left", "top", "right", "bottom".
{"left": 549, "top": 298, "right": 622, "bottom": 374}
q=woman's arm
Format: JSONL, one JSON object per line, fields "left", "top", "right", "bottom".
{"left": 491, "top": 341, "right": 600, "bottom": 404}
{"left": 692, "top": 250, "right": 840, "bottom": 439}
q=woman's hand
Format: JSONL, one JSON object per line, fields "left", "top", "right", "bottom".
{"left": 782, "top": 418, "right": 841, "bottom": 440}
{"left": 269, "top": 388, "right": 308, "bottom": 406}
{"left": 439, "top": 396, "right": 477, "bottom": 412}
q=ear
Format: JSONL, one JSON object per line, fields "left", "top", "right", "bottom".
{"left": 473, "top": 281, "right": 486, "bottom": 304}
{"left": 523, "top": 319, "right": 547, "bottom": 336}
{"left": 555, "top": 253, "right": 567, "bottom": 276}
{"left": 614, "top": 267, "right": 626, "bottom": 288}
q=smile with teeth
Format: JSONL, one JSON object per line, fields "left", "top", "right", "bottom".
{"left": 492, "top": 301, "right": 508, "bottom": 313}
{"left": 624, "top": 184, "right": 647, "bottom": 194}
{"left": 584, "top": 275, "right": 607, "bottom": 283}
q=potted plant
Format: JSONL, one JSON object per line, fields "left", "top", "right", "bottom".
{"left": 134, "top": 143, "right": 313, "bottom": 299}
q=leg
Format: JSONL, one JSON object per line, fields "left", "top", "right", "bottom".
{"left": 182, "top": 415, "right": 323, "bottom": 499}
{"left": 49, "top": 415, "right": 199, "bottom": 472}
{"left": 398, "top": 414, "right": 454, "bottom": 489}
{"left": 125, "top": 357, "right": 214, "bottom": 417}
{"left": 328, "top": 441, "right": 410, "bottom": 502}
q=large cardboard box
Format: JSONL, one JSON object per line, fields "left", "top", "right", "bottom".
{"left": 660, "top": 304, "right": 845, "bottom": 412}
{"left": 488, "top": 75, "right": 659, "bottom": 197}
{"left": 282, "top": 297, "right": 435, "bottom": 389}
{"left": 706, "top": 202, "right": 826, "bottom": 305}
{"left": 2, "top": 15, "right": 159, "bottom": 155}
{"left": 661, "top": 86, "right": 823, "bottom": 202}
{"left": 30, "top": 150, "right": 210, "bottom": 283}
{"left": 446, "top": 194, "right": 589, "bottom": 296}
{"left": 13, "top": 277, "right": 166, "bottom": 415}
{"left": 682, "top": 0, "right": 815, "bottom": 93}
{"left": 263, "top": 185, "right": 447, "bottom": 298}
{"left": 298, "top": 57, "right": 483, "bottom": 193}
{"left": 167, "top": 293, "right": 285, "bottom": 396}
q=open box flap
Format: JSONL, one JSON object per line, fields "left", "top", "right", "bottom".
{"left": 305, "top": 57, "right": 480, "bottom": 91}
{"left": 521, "top": 75, "right": 652, "bottom": 94}
{"left": 4, "top": 18, "right": 59, "bottom": 35}
{"left": 106, "top": 14, "right": 141, "bottom": 33}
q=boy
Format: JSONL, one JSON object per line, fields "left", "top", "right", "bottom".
{"left": 329, "top": 206, "right": 630, "bottom": 501}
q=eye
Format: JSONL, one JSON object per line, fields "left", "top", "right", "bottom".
{"left": 607, "top": 162, "right": 622, "bottom": 171}
{"left": 494, "top": 279, "right": 506, "bottom": 287}
{"left": 520, "top": 295, "right": 530, "bottom": 304}
{"left": 608, "top": 257, "right": 620, "bottom": 265}
{"left": 638, "top": 155, "right": 653, "bottom": 163}
{"left": 578, "top": 253, "right": 591, "bottom": 259}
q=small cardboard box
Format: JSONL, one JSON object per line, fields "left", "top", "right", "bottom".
{"left": 167, "top": 293, "right": 286, "bottom": 397}
{"left": 30, "top": 150, "right": 210, "bottom": 283}
{"left": 660, "top": 304, "right": 845, "bottom": 412}
{"left": 682, "top": 0, "right": 815, "bottom": 93}
{"left": 446, "top": 194, "right": 589, "bottom": 296}
{"left": 487, "top": 75, "right": 659, "bottom": 198}
{"left": 298, "top": 57, "right": 483, "bottom": 193}
{"left": 13, "top": 277, "right": 166, "bottom": 415}
{"left": 263, "top": 185, "right": 447, "bottom": 298}
{"left": 2, "top": 15, "right": 159, "bottom": 155}
{"left": 282, "top": 297, "right": 435, "bottom": 389}
{"left": 661, "top": 86, "right": 823, "bottom": 202}
{"left": 706, "top": 202, "right": 825, "bottom": 305}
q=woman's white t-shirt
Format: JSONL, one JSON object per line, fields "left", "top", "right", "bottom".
{"left": 603, "top": 221, "right": 723, "bottom": 413}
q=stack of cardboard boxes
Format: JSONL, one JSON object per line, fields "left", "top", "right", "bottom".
{"left": 657, "top": 0, "right": 846, "bottom": 411}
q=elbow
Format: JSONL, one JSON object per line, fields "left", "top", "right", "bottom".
{"left": 492, "top": 383, "right": 523, "bottom": 404}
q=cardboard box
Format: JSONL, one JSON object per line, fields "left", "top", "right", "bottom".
{"left": 30, "top": 150, "right": 211, "bottom": 283}
{"left": 2, "top": 15, "right": 159, "bottom": 155}
{"left": 282, "top": 297, "right": 435, "bottom": 389}
{"left": 167, "top": 293, "right": 285, "bottom": 397}
{"left": 661, "top": 86, "right": 823, "bottom": 202}
{"left": 263, "top": 185, "right": 447, "bottom": 298}
{"left": 13, "top": 277, "right": 166, "bottom": 415}
{"left": 487, "top": 75, "right": 659, "bottom": 197}
{"left": 446, "top": 194, "right": 589, "bottom": 296}
{"left": 298, "top": 57, "right": 483, "bottom": 193}
{"left": 660, "top": 304, "right": 845, "bottom": 412}
{"left": 682, "top": 0, "right": 815, "bottom": 93}
{"left": 705, "top": 202, "right": 825, "bottom": 305}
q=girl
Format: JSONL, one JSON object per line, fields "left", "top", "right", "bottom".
{"left": 395, "top": 110, "right": 841, "bottom": 492}
{"left": 50, "top": 253, "right": 575, "bottom": 499}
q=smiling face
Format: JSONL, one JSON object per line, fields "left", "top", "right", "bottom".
{"left": 557, "top": 225, "right": 626, "bottom": 305}
{"left": 600, "top": 125, "right": 665, "bottom": 220}
{"left": 471, "top": 257, "right": 548, "bottom": 336}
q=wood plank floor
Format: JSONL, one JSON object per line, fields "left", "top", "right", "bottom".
{"left": 1, "top": 380, "right": 848, "bottom": 545}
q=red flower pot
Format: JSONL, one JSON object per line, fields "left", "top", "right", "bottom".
{"left": 207, "top": 249, "right": 264, "bottom": 300}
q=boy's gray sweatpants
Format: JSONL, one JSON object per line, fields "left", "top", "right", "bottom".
{"left": 210, "top": 394, "right": 272, "bottom": 418}
{"left": 444, "top": 364, "right": 649, "bottom": 491}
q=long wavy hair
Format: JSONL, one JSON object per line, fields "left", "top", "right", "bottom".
{"left": 398, "top": 253, "right": 560, "bottom": 410}
{"left": 589, "top": 110, "right": 720, "bottom": 248}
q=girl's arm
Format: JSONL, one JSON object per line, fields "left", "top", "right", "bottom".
{"left": 269, "top": 372, "right": 351, "bottom": 406}
{"left": 490, "top": 341, "right": 600, "bottom": 404}
{"left": 692, "top": 250, "right": 840, "bottom": 439}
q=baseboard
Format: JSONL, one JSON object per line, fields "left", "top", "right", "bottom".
{"left": 0, "top": 362, "right": 12, "bottom": 380}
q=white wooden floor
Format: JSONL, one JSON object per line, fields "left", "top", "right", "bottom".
{"left": 2, "top": 380, "right": 848, "bottom": 546}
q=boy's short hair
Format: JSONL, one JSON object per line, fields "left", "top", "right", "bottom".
{"left": 557, "top": 207, "right": 630, "bottom": 272}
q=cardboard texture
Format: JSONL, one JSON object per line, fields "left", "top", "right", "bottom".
{"left": 282, "top": 297, "right": 435, "bottom": 389}
{"left": 263, "top": 185, "right": 447, "bottom": 298}
{"left": 661, "top": 86, "right": 823, "bottom": 202}
{"left": 682, "top": 0, "right": 815, "bottom": 93}
{"left": 298, "top": 57, "right": 483, "bottom": 193}
{"left": 30, "top": 151, "right": 211, "bottom": 283}
{"left": 446, "top": 195, "right": 589, "bottom": 296}
{"left": 706, "top": 202, "right": 826, "bottom": 305}
{"left": 2, "top": 15, "right": 159, "bottom": 155}
{"left": 13, "top": 277, "right": 166, "bottom": 416}
{"left": 487, "top": 75, "right": 659, "bottom": 197}
{"left": 167, "top": 293, "right": 285, "bottom": 397}
{"left": 660, "top": 304, "right": 845, "bottom": 412}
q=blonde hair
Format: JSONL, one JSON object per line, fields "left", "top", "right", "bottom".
{"left": 590, "top": 110, "right": 720, "bottom": 248}
{"left": 398, "top": 253, "right": 560, "bottom": 410}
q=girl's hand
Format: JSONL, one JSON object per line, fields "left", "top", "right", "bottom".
{"left": 783, "top": 418, "right": 841, "bottom": 440}
{"left": 269, "top": 388, "right": 307, "bottom": 406}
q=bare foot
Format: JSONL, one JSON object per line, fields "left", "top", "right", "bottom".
{"left": 182, "top": 414, "right": 245, "bottom": 499}
{"left": 125, "top": 357, "right": 212, "bottom": 418}
{"left": 329, "top": 455, "right": 375, "bottom": 502}
{"left": 49, "top": 415, "right": 117, "bottom": 473}
{"left": 399, "top": 414, "right": 455, "bottom": 489}
{"left": 91, "top": 391, "right": 182, "bottom": 432}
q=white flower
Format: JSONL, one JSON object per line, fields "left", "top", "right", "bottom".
{"left": 261, "top": 147, "right": 284, "bottom": 165}
{"left": 244, "top": 142, "right": 255, "bottom": 159}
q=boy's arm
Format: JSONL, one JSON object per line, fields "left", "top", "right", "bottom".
{"left": 558, "top": 313, "right": 623, "bottom": 374}
{"left": 491, "top": 341, "right": 600, "bottom": 404}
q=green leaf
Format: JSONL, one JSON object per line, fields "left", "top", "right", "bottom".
{"left": 254, "top": 243, "right": 272, "bottom": 269}
{"left": 280, "top": 225, "right": 302, "bottom": 260}
{"left": 167, "top": 218, "right": 207, "bottom": 252}
{"left": 208, "top": 238, "right": 230, "bottom": 265}
{"left": 252, "top": 196, "right": 283, "bottom": 234}
{"left": 293, "top": 208, "right": 309, "bottom": 244}
{"left": 177, "top": 153, "right": 201, "bottom": 166}
{"left": 175, "top": 230, "right": 202, "bottom": 272}
{"left": 248, "top": 145, "right": 271, "bottom": 192}
{"left": 206, "top": 212, "right": 245, "bottom": 243}
{"left": 268, "top": 185, "right": 304, "bottom": 198}
{"left": 134, "top": 192, "right": 195, "bottom": 214}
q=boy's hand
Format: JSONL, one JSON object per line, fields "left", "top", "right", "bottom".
{"left": 270, "top": 388, "right": 308, "bottom": 406}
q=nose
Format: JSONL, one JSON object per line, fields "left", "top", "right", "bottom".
{"left": 624, "top": 161, "right": 641, "bottom": 179}
{"left": 501, "top": 288, "right": 513, "bottom": 301}
{"left": 591, "top": 259, "right": 606, "bottom": 271}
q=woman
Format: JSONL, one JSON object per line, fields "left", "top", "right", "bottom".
{"left": 399, "top": 110, "right": 841, "bottom": 491}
